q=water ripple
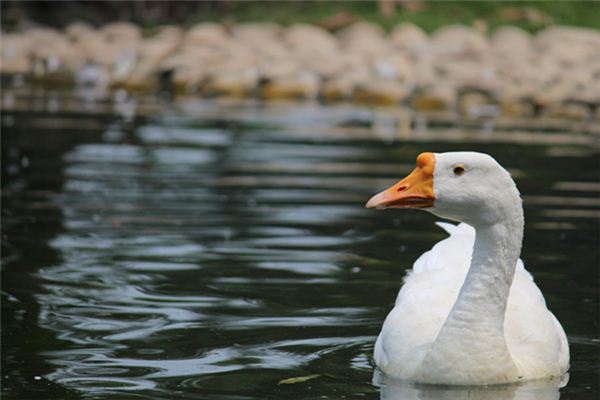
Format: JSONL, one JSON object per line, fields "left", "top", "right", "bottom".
{"left": 3, "top": 98, "right": 598, "bottom": 399}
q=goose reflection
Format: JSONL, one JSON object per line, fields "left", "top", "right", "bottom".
{"left": 375, "top": 370, "right": 567, "bottom": 400}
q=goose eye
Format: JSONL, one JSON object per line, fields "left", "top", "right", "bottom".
{"left": 453, "top": 165, "right": 465, "bottom": 175}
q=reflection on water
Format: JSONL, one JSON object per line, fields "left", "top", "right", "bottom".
{"left": 375, "top": 370, "right": 568, "bottom": 400}
{"left": 1, "top": 90, "right": 599, "bottom": 399}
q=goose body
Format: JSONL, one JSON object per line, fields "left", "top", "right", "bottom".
{"left": 367, "top": 152, "right": 569, "bottom": 385}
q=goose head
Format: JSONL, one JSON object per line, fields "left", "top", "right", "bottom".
{"left": 366, "top": 151, "right": 522, "bottom": 226}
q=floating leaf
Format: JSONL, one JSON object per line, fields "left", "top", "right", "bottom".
{"left": 278, "top": 374, "right": 321, "bottom": 385}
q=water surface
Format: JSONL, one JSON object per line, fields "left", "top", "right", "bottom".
{"left": 2, "top": 90, "right": 599, "bottom": 399}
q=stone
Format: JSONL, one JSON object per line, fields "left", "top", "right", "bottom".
{"left": 160, "top": 53, "right": 207, "bottom": 93}
{"left": 204, "top": 68, "right": 259, "bottom": 97}
{"left": 499, "top": 99, "right": 535, "bottom": 118}
{"left": 458, "top": 91, "right": 497, "bottom": 118}
{"left": 0, "top": 33, "right": 32, "bottom": 74}
{"left": 371, "top": 54, "right": 412, "bottom": 82}
{"left": 320, "top": 69, "right": 370, "bottom": 101}
{"left": 65, "top": 21, "right": 95, "bottom": 41}
{"left": 491, "top": 26, "right": 532, "bottom": 56}
{"left": 532, "top": 80, "right": 572, "bottom": 108}
{"left": 411, "top": 84, "right": 457, "bottom": 111}
{"left": 284, "top": 24, "right": 338, "bottom": 53}
{"left": 232, "top": 22, "right": 282, "bottom": 40}
{"left": 430, "top": 24, "right": 489, "bottom": 57}
{"left": 544, "top": 102, "right": 590, "bottom": 121}
{"left": 155, "top": 25, "right": 183, "bottom": 38}
{"left": 261, "top": 71, "right": 320, "bottom": 100}
{"left": 101, "top": 21, "right": 142, "bottom": 44}
{"left": 259, "top": 58, "right": 299, "bottom": 81}
{"left": 337, "top": 21, "right": 385, "bottom": 44}
{"left": 353, "top": 79, "right": 410, "bottom": 106}
{"left": 497, "top": 82, "right": 536, "bottom": 117}
{"left": 185, "top": 22, "right": 228, "bottom": 47}
{"left": 388, "top": 22, "right": 428, "bottom": 52}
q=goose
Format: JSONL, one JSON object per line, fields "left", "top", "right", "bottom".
{"left": 366, "top": 151, "right": 569, "bottom": 385}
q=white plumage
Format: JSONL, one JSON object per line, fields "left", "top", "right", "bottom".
{"left": 374, "top": 222, "right": 569, "bottom": 382}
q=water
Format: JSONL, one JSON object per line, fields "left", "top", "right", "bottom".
{"left": 2, "top": 90, "right": 599, "bottom": 399}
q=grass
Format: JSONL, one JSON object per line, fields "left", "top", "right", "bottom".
{"left": 3, "top": 1, "right": 599, "bottom": 33}
{"left": 189, "top": 1, "right": 600, "bottom": 33}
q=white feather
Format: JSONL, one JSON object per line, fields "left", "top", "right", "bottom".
{"left": 374, "top": 221, "right": 569, "bottom": 382}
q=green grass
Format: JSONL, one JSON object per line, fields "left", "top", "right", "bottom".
{"left": 188, "top": 1, "right": 600, "bottom": 33}
{"left": 3, "top": 1, "right": 598, "bottom": 33}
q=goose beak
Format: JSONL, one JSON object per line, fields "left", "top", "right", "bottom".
{"left": 366, "top": 152, "right": 436, "bottom": 209}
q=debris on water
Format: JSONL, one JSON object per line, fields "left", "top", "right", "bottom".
{"left": 278, "top": 374, "right": 321, "bottom": 385}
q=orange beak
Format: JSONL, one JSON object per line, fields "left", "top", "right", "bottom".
{"left": 366, "top": 152, "right": 436, "bottom": 209}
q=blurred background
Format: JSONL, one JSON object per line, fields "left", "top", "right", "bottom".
{"left": 2, "top": 1, "right": 599, "bottom": 400}
{"left": 3, "top": 1, "right": 600, "bottom": 31}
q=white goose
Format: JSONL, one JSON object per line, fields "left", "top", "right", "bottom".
{"left": 366, "top": 152, "right": 569, "bottom": 385}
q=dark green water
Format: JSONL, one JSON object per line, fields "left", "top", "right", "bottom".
{"left": 2, "top": 90, "right": 599, "bottom": 399}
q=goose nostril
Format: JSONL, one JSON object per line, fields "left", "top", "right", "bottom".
{"left": 397, "top": 185, "right": 408, "bottom": 192}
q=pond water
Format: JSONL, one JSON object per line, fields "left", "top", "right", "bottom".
{"left": 2, "top": 90, "right": 599, "bottom": 399}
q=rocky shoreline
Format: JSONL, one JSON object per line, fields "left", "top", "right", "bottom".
{"left": 2, "top": 21, "right": 600, "bottom": 122}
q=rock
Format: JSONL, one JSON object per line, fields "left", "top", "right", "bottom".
{"left": 285, "top": 24, "right": 338, "bottom": 53}
{"left": 430, "top": 24, "right": 489, "bottom": 57}
{"left": 203, "top": 54, "right": 260, "bottom": 96}
{"left": 0, "top": 33, "right": 32, "bottom": 74}
{"left": 244, "top": 35, "right": 289, "bottom": 60}
{"left": 282, "top": 24, "right": 345, "bottom": 79}
{"left": 153, "top": 25, "right": 184, "bottom": 42}
{"left": 65, "top": 21, "right": 95, "bottom": 41}
{"left": 411, "top": 54, "right": 438, "bottom": 87}
{"left": 535, "top": 26, "right": 600, "bottom": 67}
{"left": 231, "top": 23, "right": 283, "bottom": 57}
{"left": 72, "top": 33, "right": 112, "bottom": 66}
{"left": 388, "top": 22, "right": 428, "bottom": 52}
{"left": 138, "top": 34, "right": 181, "bottom": 67}
{"left": 499, "top": 99, "right": 535, "bottom": 118}
{"left": 568, "top": 83, "right": 600, "bottom": 105}
{"left": 259, "top": 58, "right": 299, "bottom": 81}
{"left": 204, "top": 67, "right": 259, "bottom": 97}
{"left": 101, "top": 21, "right": 142, "bottom": 44}
{"left": 353, "top": 79, "right": 410, "bottom": 105}
{"left": 320, "top": 68, "right": 371, "bottom": 101}
{"left": 491, "top": 26, "right": 532, "bottom": 56}
{"left": 342, "top": 34, "right": 391, "bottom": 59}
{"left": 532, "top": 80, "right": 572, "bottom": 108}
{"left": 185, "top": 22, "right": 228, "bottom": 47}
{"left": 261, "top": 71, "right": 320, "bottom": 100}
{"left": 160, "top": 53, "right": 207, "bottom": 93}
{"left": 232, "top": 22, "right": 282, "bottom": 40}
{"left": 411, "top": 84, "right": 457, "bottom": 111}
{"left": 20, "top": 28, "right": 81, "bottom": 82}
{"left": 371, "top": 54, "right": 412, "bottom": 82}
{"left": 1, "top": 19, "right": 598, "bottom": 125}
{"left": 458, "top": 91, "right": 498, "bottom": 118}
{"left": 497, "top": 82, "right": 536, "bottom": 117}
{"left": 337, "top": 21, "right": 384, "bottom": 43}
{"left": 544, "top": 102, "right": 590, "bottom": 121}
{"left": 118, "top": 31, "right": 183, "bottom": 92}
{"left": 295, "top": 51, "right": 360, "bottom": 79}
{"left": 320, "top": 78, "right": 354, "bottom": 101}
{"left": 536, "top": 26, "right": 600, "bottom": 50}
